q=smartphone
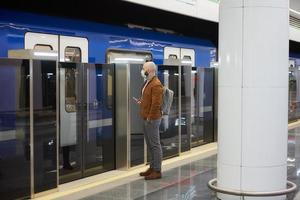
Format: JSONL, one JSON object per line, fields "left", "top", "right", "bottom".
{"left": 132, "top": 97, "right": 139, "bottom": 102}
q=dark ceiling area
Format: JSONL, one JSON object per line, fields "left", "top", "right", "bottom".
{"left": 0, "top": 0, "right": 218, "bottom": 46}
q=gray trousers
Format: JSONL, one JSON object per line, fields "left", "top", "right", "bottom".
{"left": 143, "top": 118, "right": 163, "bottom": 171}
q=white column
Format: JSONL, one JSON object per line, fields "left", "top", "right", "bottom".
{"left": 218, "top": 0, "right": 289, "bottom": 200}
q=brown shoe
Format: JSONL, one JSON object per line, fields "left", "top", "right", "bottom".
{"left": 145, "top": 171, "right": 162, "bottom": 180}
{"left": 139, "top": 168, "right": 153, "bottom": 176}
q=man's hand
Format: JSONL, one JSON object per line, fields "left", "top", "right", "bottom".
{"left": 133, "top": 97, "right": 141, "bottom": 104}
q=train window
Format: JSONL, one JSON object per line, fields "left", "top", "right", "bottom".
{"left": 183, "top": 55, "right": 192, "bottom": 60}
{"left": 65, "top": 68, "right": 77, "bottom": 113}
{"left": 65, "top": 47, "right": 82, "bottom": 63}
{"left": 34, "top": 44, "right": 53, "bottom": 51}
{"left": 169, "top": 54, "right": 178, "bottom": 59}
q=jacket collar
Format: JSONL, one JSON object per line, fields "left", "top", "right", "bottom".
{"left": 146, "top": 76, "right": 156, "bottom": 84}
{"left": 141, "top": 76, "right": 157, "bottom": 93}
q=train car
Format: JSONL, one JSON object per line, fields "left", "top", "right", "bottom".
{"left": 0, "top": 9, "right": 217, "bottom": 65}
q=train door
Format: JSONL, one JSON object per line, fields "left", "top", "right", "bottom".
{"left": 25, "top": 32, "right": 59, "bottom": 51}
{"left": 59, "top": 36, "right": 88, "bottom": 182}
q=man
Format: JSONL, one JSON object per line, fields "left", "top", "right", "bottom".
{"left": 137, "top": 61, "right": 163, "bottom": 180}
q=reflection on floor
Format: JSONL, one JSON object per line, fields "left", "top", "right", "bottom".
{"left": 81, "top": 126, "right": 300, "bottom": 200}
{"left": 82, "top": 156, "right": 216, "bottom": 200}
{"left": 289, "top": 126, "right": 300, "bottom": 200}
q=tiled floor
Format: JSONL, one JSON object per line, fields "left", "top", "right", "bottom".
{"left": 81, "top": 126, "right": 300, "bottom": 200}
{"left": 82, "top": 156, "right": 217, "bottom": 200}
{"left": 288, "top": 127, "right": 300, "bottom": 200}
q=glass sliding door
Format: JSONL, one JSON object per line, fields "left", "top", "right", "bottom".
{"left": 180, "top": 66, "right": 192, "bottom": 153}
{"left": 0, "top": 59, "right": 30, "bottom": 200}
{"left": 129, "top": 64, "right": 145, "bottom": 167}
{"left": 202, "top": 68, "right": 214, "bottom": 143}
{"left": 157, "top": 65, "right": 179, "bottom": 159}
{"left": 59, "top": 63, "right": 115, "bottom": 183}
{"left": 191, "top": 67, "right": 215, "bottom": 147}
{"left": 191, "top": 67, "right": 202, "bottom": 146}
{"left": 59, "top": 63, "right": 83, "bottom": 183}
{"left": 289, "top": 62, "right": 300, "bottom": 122}
{"left": 32, "top": 60, "right": 57, "bottom": 193}
{"left": 84, "top": 64, "right": 115, "bottom": 176}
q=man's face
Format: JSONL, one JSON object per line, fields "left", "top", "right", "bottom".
{"left": 143, "top": 63, "right": 153, "bottom": 75}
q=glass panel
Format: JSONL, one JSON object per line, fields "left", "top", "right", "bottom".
{"left": 84, "top": 64, "right": 115, "bottom": 176}
{"left": 59, "top": 63, "right": 82, "bottom": 183}
{"left": 65, "top": 47, "right": 82, "bottom": 63}
{"left": 129, "top": 64, "right": 145, "bottom": 167}
{"left": 32, "top": 60, "right": 57, "bottom": 193}
{"left": 202, "top": 68, "right": 214, "bottom": 143}
{"left": 191, "top": 68, "right": 203, "bottom": 146}
{"left": 289, "top": 63, "right": 300, "bottom": 121}
{"left": 59, "top": 63, "right": 116, "bottom": 182}
{"left": 168, "top": 54, "right": 178, "bottom": 60}
{"left": 34, "top": 44, "right": 53, "bottom": 51}
{"left": 191, "top": 67, "right": 214, "bottom": 147}
{"left": 157, "top": 65, "right": 179, "bottom": 159}
{"left": 182, "top": 55, "right": 191, "bottom": 60}
{"left": 180, "top": 66, "right": 192, "bottom": 152}
{"left": 0, "top": 59, "right": 30, "bottom": 199}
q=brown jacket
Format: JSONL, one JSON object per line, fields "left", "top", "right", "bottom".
{"left": 140, "top": 76, "right": 163, "bottom": 120}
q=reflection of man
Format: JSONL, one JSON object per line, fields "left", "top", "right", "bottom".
{"left": 136, "top": 62, "right": 163, "bottom": 180}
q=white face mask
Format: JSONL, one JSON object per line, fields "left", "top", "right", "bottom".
{"left": 141, "top": 69, "right": 149, "bottom": 79}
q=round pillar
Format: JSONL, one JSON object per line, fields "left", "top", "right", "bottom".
{"left": 218, "top": 0, "right": 289, "bottom": 199}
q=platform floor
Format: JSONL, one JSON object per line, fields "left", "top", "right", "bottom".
{"left": 79, "top": 126, "right": 300, "bottom": 200}
{"left": 81, "top": 155, "right": 217, "bottom": 200}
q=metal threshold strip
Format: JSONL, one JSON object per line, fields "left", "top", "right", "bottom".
{"left": 208, "top": 178, "right": 297, "bottom": 197}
